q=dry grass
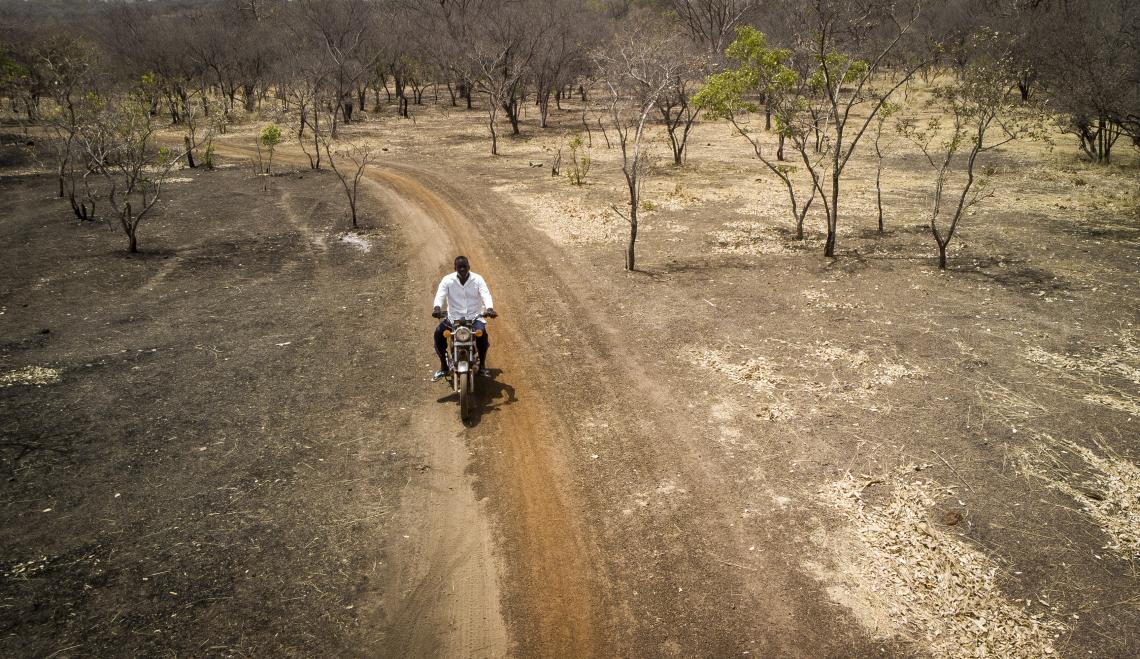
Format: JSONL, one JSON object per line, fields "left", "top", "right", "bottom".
{"left": 708, "top": 221, "right": 822, "bottom": 255}
{"left": 492, "top": 186, "right": 623, "bottom": 245}
{"left": 686, "top": 342, "right": 922, "bottom": 422}
{"left": 1022, "top": 330, "right": 1140, "bottom": 417}
{"left": 682, "top": 346, "right": 795, "bottom": 421}
{"left": 1018, "top": 435, "right": 1140, "bottom": 560}
{"left": 1024, "top": 330, "right": 1140, "bottom": 387}
{"left": 813, "top": 465, "right": 1065, "bottom": 657}
{"left": 1, "top": 365, "right": 62, "bottom": 387}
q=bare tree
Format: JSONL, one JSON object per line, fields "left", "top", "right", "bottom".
{"left": 669, "top": 0, "right": 762, "bottom": 62}
{"left": 871, "top": 101, "right": 900, "bottom": 233}
{"left": 898, "top": 37, "right": 1041, "bottom": 269}
{"left": 595, "top": 19, "right": 685, "bottom": 271}
{"left": 36, "top": 35, "right": 97, "bottom": 218}
{"left": 292, "top": 0, "right": 380, "bottom": 135}
{"left": 656, "top": 38, "right": 708, "bottom": 165}
{"left": 76, "top": 94, "right": 202, "bottom": 253}
{"left": 321, "top": 136, "right": 376, "bottom": 229}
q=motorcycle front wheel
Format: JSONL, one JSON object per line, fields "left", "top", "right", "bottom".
{"left": 458, "top": 372, "right": 471, "bottom": 421}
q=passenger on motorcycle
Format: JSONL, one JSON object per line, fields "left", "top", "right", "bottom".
{"left": 432, "top": 255, "right": 497, "bottom": 381}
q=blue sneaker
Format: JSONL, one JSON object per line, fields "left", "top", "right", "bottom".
{"left": 432, "top": 369, "right": 450, "bottom": 382}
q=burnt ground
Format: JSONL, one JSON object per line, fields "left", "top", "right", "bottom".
{"left": 1, "top": 106, "right": 1139, "bottom": 659}
{"left": 1, "top": 162, "right": 423, "bottom": 656}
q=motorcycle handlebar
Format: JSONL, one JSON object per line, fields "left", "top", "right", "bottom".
{"left": 432, "top": 312, "right": 498, "bottom": 319}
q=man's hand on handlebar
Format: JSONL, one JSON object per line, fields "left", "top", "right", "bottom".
{"left": 432, "top": 306, "right": 444, "bottom": 319}
{"left": 484, "top": 308, "right": 498, "bottom": 319}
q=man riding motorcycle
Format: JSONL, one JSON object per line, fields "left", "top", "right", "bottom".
{"left": 432, "top": 255, "right": 497, "bottom": 381}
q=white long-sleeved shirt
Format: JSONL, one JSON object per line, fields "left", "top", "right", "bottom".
{"left": 433, "top": 271, "right": 494, "bottom": 322}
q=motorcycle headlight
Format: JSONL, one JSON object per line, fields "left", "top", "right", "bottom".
{"left": 455, "top": 326, "right": 472, "bottom": 342}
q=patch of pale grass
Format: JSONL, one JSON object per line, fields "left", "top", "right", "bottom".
{"left": 809, "top": 340, "right": 869, "bottom": 367}
{"left": 1019, "top": 435, "right": 1140, "bottom": 560}
{"left": 684, "top": 346, "right": 795, "bottom": 421}
{"left": 814, "top": 466, "right": 1064, "bottom": 657}
{"left": 708, "top": 221, "right": 819, "bottom": 255}
{"left": 1023, "top": 331, "right": 1140, "bottom": 416}
{"left": 684, "top": 346, "right": 783, "bottom": 394}
{"left": 1, "top": 366, "right": 62, "bottom": 387}
{"left": 1024, "top": 331, "right": 1140, "bottom": 386}
{"left": 1082, "top": 393, "right": 1140, "bottom": 416}
{"left": 497, "top": 189, "right": 621, "bottom": 245}
{"left": 164, "top": 177, "right": 194, "bottom": 184}
{"left": 803, "top": 288, "right": 857, "bottom": 310}
{"left": 865, "top": 363, "right": 921, "bottom": 388}
{"left": 337, "top": 233, "right": 371, "bottom": 252}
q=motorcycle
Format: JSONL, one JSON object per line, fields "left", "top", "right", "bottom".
{"left": 441, "top": 317, "right": 485, "bottom": 421}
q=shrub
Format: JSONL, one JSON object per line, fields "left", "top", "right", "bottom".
{"left": 566, "top": 134, "right": 591, "bottom": 185}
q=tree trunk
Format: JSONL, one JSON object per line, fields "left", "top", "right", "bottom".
{"left": 825, "top": 172, "right": 839, "bottom": 258}
{"left": 538, "top": 91, "right": 551, "bottom": 128}
{"left": 185, "top": 136, "right": 196, "bottom": 169}
{"left": 488, "top": 105, "right": 499, "bottom": 155}
{"left": 243, "top": 84, "right": 257, "bottom": 112}
{"left": 126, "top": 202, "right": 138, "bottom": 253}
{"left": 876, "top": 160, "right": 884, "bottom": 233}
{"left": 626, "top": 202, "right": 638, "bottom": 271}
{"left": 504, "top": 97, "right": 521, "bottom": 135}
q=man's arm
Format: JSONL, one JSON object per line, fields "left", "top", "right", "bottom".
{"left": 433, "top": 276, "right": 449, "bottom": 310}
{"left": 478, "top": 276, "right": 494, "bottom": 312}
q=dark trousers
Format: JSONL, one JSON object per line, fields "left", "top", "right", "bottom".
{"left": 434, "top": 320, "right": 488, "bottom": 370}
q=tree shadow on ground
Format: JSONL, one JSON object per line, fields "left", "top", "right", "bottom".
{"left": 958, "top": 259, "right": 1074, "bottom": 292}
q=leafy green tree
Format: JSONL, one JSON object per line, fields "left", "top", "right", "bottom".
{"left": 259, "top": 124, "right": 282, "bottom": 174}
{"left": 695, "top": 27, "right": 820, "bottom": 239}
{"left": 565, "top": 134, "right": 591, "bottom": 185}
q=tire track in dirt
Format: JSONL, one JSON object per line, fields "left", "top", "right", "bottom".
{"left": 364, "top": 169, "right": 605, "bottom": 657}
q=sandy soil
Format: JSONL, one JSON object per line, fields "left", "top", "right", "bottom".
{"left": 1, "top": 85, "right": 1138, "bottom": 658}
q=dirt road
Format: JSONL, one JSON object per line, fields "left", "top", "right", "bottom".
{"left": 226, "top": 143, "right": 883, "bottom": 656}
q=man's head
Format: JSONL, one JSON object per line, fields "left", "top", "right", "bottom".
{"left": 454, "top": 255, "right": 470, "bottom": 279}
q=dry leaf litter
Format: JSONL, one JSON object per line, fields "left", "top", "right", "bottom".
{"left": 818, "top": 466, "right": 1064, "bottom": 657}
{"left": 709, "top": 221, "right": 821, "bottom": 255}
{"left": 683, "top": 347, "right": 795, "bottom": 421}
